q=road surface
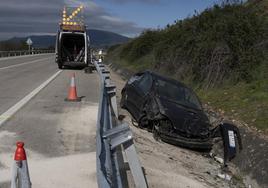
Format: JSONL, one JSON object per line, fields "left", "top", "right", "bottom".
{"left": 0, "top": 54, "right": 99, "bottom": 188}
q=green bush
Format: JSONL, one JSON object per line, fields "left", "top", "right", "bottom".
{"left": 108, "top": 0, "right": 266, "bottom": 87}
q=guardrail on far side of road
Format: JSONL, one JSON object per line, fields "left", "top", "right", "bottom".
{"left": 94, "top": 60, "right": 148, "bottom": 188}
{"left": 0, "top": 50, "right": 55, "bottom": 58}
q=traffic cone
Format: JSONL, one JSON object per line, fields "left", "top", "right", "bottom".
{"left": 11, "top": 142, "right": 31, "bottom": 188}
{"left": 65, "top": 73, "right": 81, "bottom": 102}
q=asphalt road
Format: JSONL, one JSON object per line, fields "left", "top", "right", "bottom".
{"left": 0, "top": 54, "right": 99, "bottom": 187}
{"left": 0, "top": 54, "right": 57, "bottom": 115}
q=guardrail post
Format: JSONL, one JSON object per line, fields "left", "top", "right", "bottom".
{"left": 106, "top": 84, "right": 118, "bottom": 118}
{"left": 103, "top": 124, "right": 148, "bottom": 188}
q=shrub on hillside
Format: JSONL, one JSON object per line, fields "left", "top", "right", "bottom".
{"left": 109, "top": 0, "right": 266, "bottom": 88}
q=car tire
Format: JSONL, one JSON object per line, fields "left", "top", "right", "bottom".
{"left": 58, "top": 63, "right": 63, "bottom": 69}
{"left": 131, "top": 118, "right": 139, "bottom": 127}
{"left": 152, "top": 121, "right": 161, "bottom": 141}
{"left": 120, "top": 90, "right": 127, "bottom": 108}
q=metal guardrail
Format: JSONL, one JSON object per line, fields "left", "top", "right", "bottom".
{"left": 0, "top": 50, "right": 54, "bottom": 58}
{"left": 94, "top": 60, "right": 148, "bottom": 188}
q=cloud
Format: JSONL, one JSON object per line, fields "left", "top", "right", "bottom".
{"left": 0, "top": 0, "right": 143, "bottom": 40}
{"left": 82, "top": 1, "right": 143, "bottom": 35}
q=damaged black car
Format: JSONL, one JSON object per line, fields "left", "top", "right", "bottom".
{"left": 121, "top": 71, "right": 242, "bottom": 163}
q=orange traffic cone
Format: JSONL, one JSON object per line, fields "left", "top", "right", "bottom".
{"left": 65, "top": 73, "right": 81, "bottom": 102}
{"left": 11, "top": 142, "right": 31, "bottom": 188}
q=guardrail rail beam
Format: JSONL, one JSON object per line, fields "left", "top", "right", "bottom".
{"left": 94, "top": 60, "right": 148, "bottom": 188}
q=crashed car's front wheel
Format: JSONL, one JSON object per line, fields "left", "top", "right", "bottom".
{"left": 120, "top": 89, "right": 127, "bottom": 109}
{"left": 152, "top": 119, "right": 172, "bottom": 141}
{"left": 152, "top": 121, "right": 160, "bottom": 141}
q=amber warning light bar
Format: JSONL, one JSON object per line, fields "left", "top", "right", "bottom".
{"left": 60, "top": 5, "right": 86, "bottom": 31}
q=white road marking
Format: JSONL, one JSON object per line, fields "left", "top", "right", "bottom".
{"left": 0, "top": 57, "right": 51, "bottom": 70}
{"left": 0, "top": 70, "right": 62, "bottom": 127}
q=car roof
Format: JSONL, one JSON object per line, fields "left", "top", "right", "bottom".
{"left": 138, "top": 70, "right": 190, "bottom": 90}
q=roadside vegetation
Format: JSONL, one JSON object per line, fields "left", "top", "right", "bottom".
{"left": 106, "top": 0, "right": 268, "bottom": 131}
{"left": 0, "top": 41, "right": 28, "bottom": 51}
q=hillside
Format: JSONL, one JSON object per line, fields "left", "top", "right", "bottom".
{"left": 246, "top": 0, "right": 268, "bottom": 16}
{"left": 106, "top": 0, "right": 268, "bottom": 131}
{"left": 89, "top": 29, "right": 129, "bottom": 47}
{"left": 0, "top": 29, "right": 129, "bottom": 50}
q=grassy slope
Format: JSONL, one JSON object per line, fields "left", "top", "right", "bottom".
{"left": 198, "top": 78, "right": 268, "bottom": 130}
{"left": 198, "top": 0, "right": 268, "bottom": 131}
{"left": 107, "top": 1, "right": 268, "bottom": 131}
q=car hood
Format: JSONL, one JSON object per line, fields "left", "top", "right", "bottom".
{"left": 156, "top": 97, "right": 210, "bottom": 138}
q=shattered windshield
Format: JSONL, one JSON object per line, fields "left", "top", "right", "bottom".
{"left": 155, "top": 79, "right": 202, "bottom": 110}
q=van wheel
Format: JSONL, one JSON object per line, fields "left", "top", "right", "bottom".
{"left": 84, "top": 67, "right": 93, "bottom": 74}
{"left": 58, "top": 63, "right": 63, "bottom": 69}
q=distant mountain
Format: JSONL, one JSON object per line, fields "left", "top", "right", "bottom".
{"left": 1, "top": 29, "right": 130, "bottom": 49}
{"left": 7, "top": 35, "right": 56, "bottom": 49}
{"left": 88, "top": 30, "right": 130, "bottom": 47}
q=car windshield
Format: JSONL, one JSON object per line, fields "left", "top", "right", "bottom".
{"left": 155, "top": 78, "right": 202, "bottom": 110}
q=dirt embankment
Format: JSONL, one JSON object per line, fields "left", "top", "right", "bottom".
{"left": 205, "top": 105, "right": 268, "bottom": 187}
{"left": 108, "top": 64, "right": 267, "bottom": 188}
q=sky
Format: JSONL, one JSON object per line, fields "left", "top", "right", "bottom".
{"left": 0, "top": 0, "right": 220, "bottom": 40}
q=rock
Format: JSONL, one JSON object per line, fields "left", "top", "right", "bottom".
{"left": 209, "top": 152, "right": 215, "bottom": 158}
{"left": 206, "top": 171, "right": 211, "bottom": 175}
{"left": 214, "top": 156, "right": 224, "bottom": 164}
{"left": 217, "top": 173, "right": 231, "bottom": 181}
{"left": 169, "top": 157, "right": 174, "bottom": 160}
{"left": 198, "top": 176, "right": 205, "bottom": 182}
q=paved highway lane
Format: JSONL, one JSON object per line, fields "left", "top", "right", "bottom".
{"left": 0, "top": 54, "right": 54, "bottom": 69}
{"left": 0, "top": 55, "right": 99, "bottom": 187}
{"left": 0, "top": 54, "right": 57, "bottom": 115}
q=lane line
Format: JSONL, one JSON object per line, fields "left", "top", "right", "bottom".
{"left": 0, "top": 70, "right": 62, "bottom": 127}
{"left": 0, "top": 53, "right": 54, "bottom": 61}
{"left": 0, "top": 57, "right": 52, "bottom": 70}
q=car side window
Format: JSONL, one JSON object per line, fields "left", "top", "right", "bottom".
{"left": 184, "top": 88, "right": 202, "bottom": 110}
{"left": 137, "top": 75, "right": 152, "bottom": 94}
